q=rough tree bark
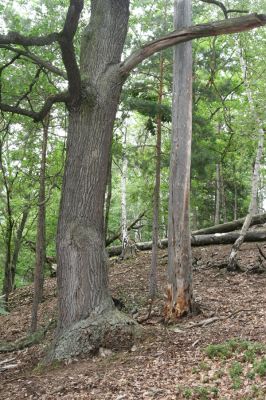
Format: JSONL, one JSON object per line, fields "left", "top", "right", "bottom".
{"left": 53, "top": 1, "right": 141, "bottom": 360}
{"left": 165, "top": 0, "right": 194, "bottom": 321}
{"left": 30, "top": 117, "right": 49, "bottom": 333}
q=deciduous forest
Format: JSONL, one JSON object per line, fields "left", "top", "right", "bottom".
{"left": 0, "top": 0, "right": 266, "bottom": 399}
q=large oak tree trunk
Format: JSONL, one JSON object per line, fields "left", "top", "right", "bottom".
{"left": 52, "top": 0, "right": 140, "bottom": 360}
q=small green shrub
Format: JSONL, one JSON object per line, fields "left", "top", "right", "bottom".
{"left": 194, "top": 386, "right": 209, "bottom": 399}
{"left": 183, "top": 387, "right": 193, "bottom": 398}
{"left": 229, "top": 361, "right": 243, "bottom": 379}
{"left": 205, "top": 340, "right": 266, "bottom": 360}
{"left": 231, "top": 377, "right": 242, "bottom": 390}
{"left": 254, "top": 357, "right": 266, "bottom": 377}
{"left": 205, "top": 343, "right": 231, "bottom": 359}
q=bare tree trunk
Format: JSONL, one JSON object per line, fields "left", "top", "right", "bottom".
{"left": 104, "top": 150, "right": 112, "bottom": 241}
{"left": 220, "top": 163, "right": 227, "bottom": 222}
{"left": 0, "top": 141, "right": 13, "bottom": 305}
{"left": 214, "top": 163, "right": 220, "bottom": 225}
{"left": 30, "top": 117, "right": 49, "bottom": 333}
{"left": 228, "top": 44, "right": 264, "bottom": 271}
{"left": 165, "top": 0, "right": 194, "bottom": 322}
{"left": 11, "top": 205, "right": 30, "bottom": 288}
{"left": 233, "top": 168, "right": 238, "bottom": 220}
{"left": 120, "top": 127, "right": 129, "bottom": 259}
{"left": 149, "top": 52, "right": 164, "bottom": 299}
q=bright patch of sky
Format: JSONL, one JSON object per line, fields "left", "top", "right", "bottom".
{"left": 0, "top": 1, "right": 48, "bottom": 33}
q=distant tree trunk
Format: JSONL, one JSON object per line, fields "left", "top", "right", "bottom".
{"left": 220, "top": 164, "right": 227, "bottom": 222}
{"left": 228, "top": 44, "right": 264, "bottom": 271}
{"left": 30, "top": 117, "right": 49, "bottom": 333}
{"left": 149, "top": 52, "right": 164, "bottom": 299}
{"left": 2, "top": 219, "right": 13, "bottom": 305}
{"left": 0, "top": 141, "right": 13, "bottom": 305}
{"left": 11, "top": 205, "right": 30, "bottom": 288}
{"left": 165, "top": 0, "right": 194, "bottom": 321}
{"left": 104, "top": 150, "right": 112, "bottom": 241}
{"left": 120, "top": 127, "right": 129, "bottom": 259}
{"left": 214, "top": 163, "right": 221, "bottom": 225}
{"left": 233, "top": 168, "right": 238, "bottom": 220}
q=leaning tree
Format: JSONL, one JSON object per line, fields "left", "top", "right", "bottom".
{"left": 0, "top": 0, "right": 265, "bottom": 360}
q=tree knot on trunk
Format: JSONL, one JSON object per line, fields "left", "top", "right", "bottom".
{"left": 81, "top": 79, "right": 98, "bottom": 108}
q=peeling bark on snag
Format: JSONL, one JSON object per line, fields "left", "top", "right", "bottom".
{"left": 165, "top": 0, "right": 194, "bottom": 322}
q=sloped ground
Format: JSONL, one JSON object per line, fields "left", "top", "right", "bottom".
{"left": 0, "top": 243, "right": 266, "bottom": 399}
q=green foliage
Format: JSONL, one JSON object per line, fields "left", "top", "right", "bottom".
{"left": 0, "top": 304, "right": 8, "bottom": 316}
{"left": 203, "top": 339, "right": 266, "bottom": 395}
{"left": 253, "top": 357, "right": 266, "bottom": 377}
{"left": 205, "top": 339, "right": 265, "bottom": 360}
{"left": 179, "top": 385, "right": 219, "bottom": 400}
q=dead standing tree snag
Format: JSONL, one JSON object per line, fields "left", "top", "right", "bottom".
{"left": 1, "top": 0, "right": 266, "bottom": 360}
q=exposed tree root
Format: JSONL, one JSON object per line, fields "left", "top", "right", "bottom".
{"left": 0, "top": 319, "right": 55, "bottom": 353}
{"left": 45, "top": 309, "right": 143, "bottom": 363}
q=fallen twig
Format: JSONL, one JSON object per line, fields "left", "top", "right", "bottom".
{"left": 178, "top": 309, "right": 254, "bottom": 330}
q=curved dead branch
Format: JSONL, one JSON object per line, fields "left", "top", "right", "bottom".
{"left": 121, "top": 14, "right": 266, "bottom": 75}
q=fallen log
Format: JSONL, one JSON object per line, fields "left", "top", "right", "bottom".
{"left": 107, "top": 230, "right": 266, "bottom": 256}
{"left": 192, "top": 213, "right": 266, "bottom": 235}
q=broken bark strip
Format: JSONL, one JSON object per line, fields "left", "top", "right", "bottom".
{"left": 107, "top": 230, "right": 266, "bottom": 256}
{"left": 193, "top": 213, "right": 266, "bottom": 235}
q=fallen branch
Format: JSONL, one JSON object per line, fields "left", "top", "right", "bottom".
{"left": 0, "top": 361, "right": 19, "bottom": 372}
{"left": 107, "top": 230, "right": 266, "bottom": 256}
{"left": 181, "top": 309, "right": 254, "bottom": 330}
{"left": 192, "top": 213, "right": 266, "bottom": 235}
{"left": 257, "top": 243, "right": 266, "bottom": 260}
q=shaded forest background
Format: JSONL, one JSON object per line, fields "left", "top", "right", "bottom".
{"left": 0, "top": 0, "right": 266, "bottom": 289}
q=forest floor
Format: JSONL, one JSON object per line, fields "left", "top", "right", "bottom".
{"left": 0, "top": 243, "right": 266, "bottom": 399}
